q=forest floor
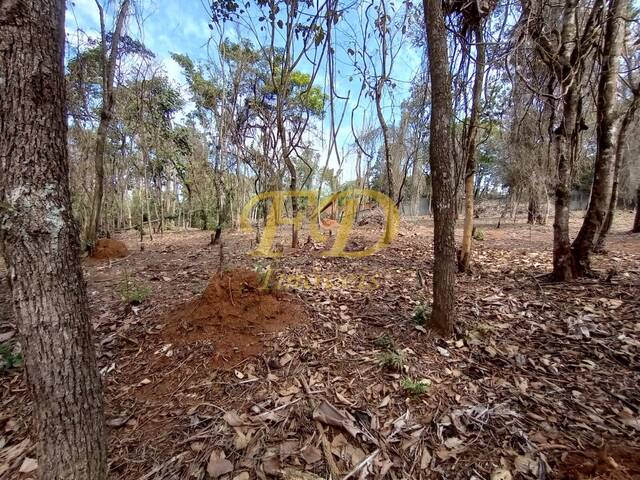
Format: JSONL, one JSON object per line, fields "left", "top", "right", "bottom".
{"left": 1, "top": 212, "right": 639, "bottom": 480}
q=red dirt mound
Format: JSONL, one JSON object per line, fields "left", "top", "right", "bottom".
{"left": 558, "top": 444, "right": 640, "bottom": 480}
{"left": 91, "top": 238, "right": 129, "bottom": 259}
{"left": 162, "top": 269, "right": 305, "bottom": 368}
{"left": 321, "top": 217, "right": 340, "bottom": 230}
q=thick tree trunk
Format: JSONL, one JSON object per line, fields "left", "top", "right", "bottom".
{"left": 0, "top": 1, "right": 107, "bottom": 478}
{"left": 459, "top": 24, "right": 486, "bottom": 272}
{"left": 572, "top": 0, "right": 625, "bottom": 274}
{"left": 86, "top": 0, "right": 130, "bottom": 245}
{"left": 550, "top": 0, "right": 581, "bottom": 281}
{"left": 424, "top": 0, "right": 457, "bottom": 334}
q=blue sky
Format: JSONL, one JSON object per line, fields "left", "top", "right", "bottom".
{"left": 65, "top": 0, "right": 422, "bottom": 181}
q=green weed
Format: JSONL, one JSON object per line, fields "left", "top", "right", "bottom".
{"left": 118, "top": 272, "right": 151, "bottom": 304}
{"left": 412, "top": 304, "right": 432, "bottom": 326}
{"left": 473, "top": 229, "right": 485, "bottom": 241}
{"left": 378, "top": 351, "right": 404, "bottom": 371}
{"left": 0, "top": 343, "right": 22, "bottom": 371}
{"left": 373, "top": 333, "right": 394, "bottom": 349}
{"left": 401, "top": 377, "right": 430, "bottom": 396}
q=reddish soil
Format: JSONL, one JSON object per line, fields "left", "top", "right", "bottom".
{"left": 91, "top": 238, "right": 129, "bottom": 259}
{"left": 320, "top": 217, "right": 340, "bottom": 230}
{"left": 559, "top": 444, "right": 640, "bottom": 479}
{"left": 162, "top": 269, "right": 305, "bottom": 369}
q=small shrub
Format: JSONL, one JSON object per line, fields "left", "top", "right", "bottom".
{"left": 378, "top": 351, "right": 404, "bottom": 371}
{"left": 118, "top": 272, "right": 151, "bottom": 304}
{"left": 373, "top": 333, "right": 394, "bottom": 349}
{"left": 412, "top": 304, "right": 432, "bottom": 326}
{"left": 401, "top": 377, "right": 430, "bottom": 396}
{"left": 473, "top": 229, "right": 485, "bottom": 241}
{"left": 0, "top": 343, "right": 22, "bottom": 371}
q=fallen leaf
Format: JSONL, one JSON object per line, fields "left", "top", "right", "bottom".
{"left": 490, "top": 468, "right": 512, "bottom": 480}
{"left": 19, "top": 457, "right": 38, "bottom": 473}
{"left": 420, "top": 448, "right": 432, "bottom": 469}
{"left": 106, "top": 416, "right": 129, "bottom": 428}
{"left": 444, "top": 437, "right": 463, "bottom": 449}
{"left": 223, "top": 410, "right": 244, "bottom": 427}
{"left": 313, "top": 400, "right": 362, "bottom": 439}
{"left": 301, "top": 445, "right": 322, "bottom": 464}
{"left": 207, "top": 449, "right": 233, "bottom": 478}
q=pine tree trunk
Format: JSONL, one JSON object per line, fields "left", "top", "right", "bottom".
{"left": 459, "top": 24, "right": 486, "bottom": 273}
{"left": 0, "top": 1, "right": 107, "bottom": 478}
{"left": 423, "top": 0, "right": 457, "bottom": 334}
{"left": 572, "top": 0, "right": 626, "bottom": 274}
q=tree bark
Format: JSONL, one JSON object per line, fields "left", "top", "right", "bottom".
{"left": 423, "top": 0, "right": 457, "bottom": 334}
{"left": 0, "top": 1, "right": 107, "bottom": 478}
{"left": 86, "top": 0, "right": 130, "bottom": 245}
{"left": 459, "top": 24, "right": 486, "bottom": 272}
{"left": 572, "top": 0, "right": 626, "bottom": 274}
{"left": 527, "top": 193, "right": 545, "bottom": 225}
{"left": 595, "top": 95, "right": 637, "bottom": 249}
{"left": 633, "top": 185, "right": 640, "bottom": 233}
{"left": 548, "top": 0, "right": 583, "bottom": 281}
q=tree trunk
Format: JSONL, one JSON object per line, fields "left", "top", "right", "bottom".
{"left": 572, "top": 0, "right": 626, "bottom": 274}
{"left": 459, "top": 24, "right": 486, "bottom": 272}
{"left": 423, "top": 0, "right": 457, "bottom": 334}
{"left": 551, "top": 86, "right": 579, "bottom": 281}
{"left": 527, "top": 189, "right": 545, "bottom": 225}
{"left": 595, "top": 96, "right": 637, "bottom": 249}
{"left": 527, "top": 197, "right": 539, "bottom": 224}
{"left": 633, "top": 185, "right": 640, "bottom": 233}
{"left": 86, "top": 0, "right": 130, "bottom": 245}
{"left": 0, "top": 1, "right": 107, "bottom": 478}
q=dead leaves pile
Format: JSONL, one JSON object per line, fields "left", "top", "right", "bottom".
{"left": 1, "top": 223, "right": 639, "bottom": 479}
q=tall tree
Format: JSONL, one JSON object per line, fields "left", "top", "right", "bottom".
{"left": 0, "top": 1, "right": 107, "bottom": 479}
{"left": 458, "top": 22, "right": 487, "bottom": 272}
{"left": 423, "top": 0, "right": 457, "bottom": 333}
{"left": 526, "top": 0, "right": 604, "bottom": 280}
{"left": 572, "top": 0, "right": 627, "bottom": 274}
{"left": 86, "top": 0, "right": 130, "bottom": 245}
{"left": 595, "top": 82, "right": 640, "bottom": 249}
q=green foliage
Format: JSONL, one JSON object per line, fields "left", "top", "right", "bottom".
{"left": 401, "top": 377, "right": 430, "bottom": 396}
{"left": 0, "top": 343, "right": 22, "bottom": 371}
{"left": 412, "top": 304, "right": 432, "bottom": 326}
{"left": 297, "top": 85, "right": 326, "bottom": 116}
{"left": 220, "top": 39, "right": 260, "bottom": 65}
{"left": 378, "top": 351, "right": 404, "bottom": 371}
{"left": 171, "top": 52, "right": 222, "bottom": 112}
{"left": 373, "top": 333, "right": 395, "bottom": 349}
{"left": 473, "top": 229, "right": 485, "bottom": 241}
{"left": 118, "top": 272, "right": 151, "bottom": 304}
